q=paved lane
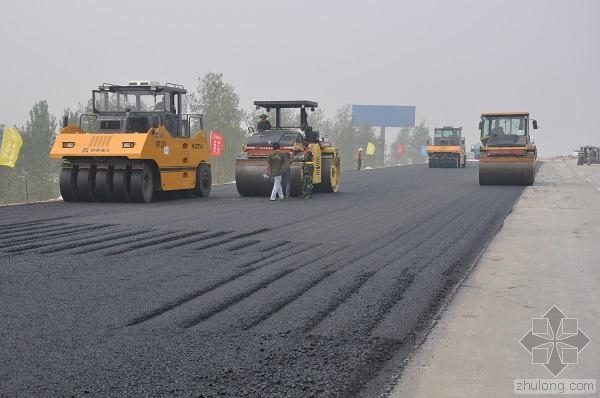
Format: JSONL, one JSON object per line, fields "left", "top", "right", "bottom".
{"left": 0, "top": 163, "right": 523, "bottom": 397}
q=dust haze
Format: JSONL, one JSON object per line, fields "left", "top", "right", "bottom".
{"left": 0, "top": 0, "right": 597, "bottom": 156}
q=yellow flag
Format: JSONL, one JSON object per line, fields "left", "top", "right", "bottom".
{"left": 366, "top": 142, "right": 376, "bottom": 155}
{"left": 0, "top": 126, "right": 24, "bottom": 168}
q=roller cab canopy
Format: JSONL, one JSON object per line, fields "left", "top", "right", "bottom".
{"left": 253, "top": 100, "right": 318, "bottom": 110}
{"left": 254, "top": 100, "right": 318, "bottom": 130}
{"left": 93, "top": 82, "right": 188, "bottom": 115}
{"left": 432, "top": 126, "right": 463, "bottom": 146}
{"left": 479, "top": 112, "right": 535, "bottom": 147}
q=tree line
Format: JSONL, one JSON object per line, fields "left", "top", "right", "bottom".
{"left": 0, "top": 72, "right": 429, "bottom": 205}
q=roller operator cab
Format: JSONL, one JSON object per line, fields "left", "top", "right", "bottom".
{"left": 478, "top": 112, "right": 538, "bottom": 186}
{"left": 427, "top": 126, "right": 466, "bottom": 168}
{"left": 49, "top": 81, "right": 212, "bottom": 202}
{"left": 235, "top": 100, "right": 340, "bottom": 197}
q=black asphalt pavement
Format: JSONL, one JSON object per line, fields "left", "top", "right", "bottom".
{"left": 0, "top": 163, "right": 523, "bottom": 397}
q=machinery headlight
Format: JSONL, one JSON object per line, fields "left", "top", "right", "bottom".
{"left": 122, "top": 142, "right": 135, "bottom": 148}
{"left": 62, "top": 142, "right": 75, "bottom": 148}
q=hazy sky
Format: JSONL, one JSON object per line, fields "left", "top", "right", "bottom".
{"left": 1, "top": 0, "right": 597, "bottom": 156}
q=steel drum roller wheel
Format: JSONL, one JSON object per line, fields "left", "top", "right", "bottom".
{"left": 479, "top": 161, "right": 535, "bottom": 186}
{"left": 236, "top": 159, "right": 304, "bottom": 197}
{"left": 235, "top": 159, "right": 273, "bottom": 196}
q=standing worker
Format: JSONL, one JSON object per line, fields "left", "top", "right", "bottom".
{"left": 299, "top": 141, "right": 314, "bottom": 199}
{"left": 357, "top": 147, "right": 364, "bottom": 170}
{"left": 267, "top": 142, "right": 286, "bottom": 201}
{"left": 281, "top": 151, "right": 291, "bottom": 198}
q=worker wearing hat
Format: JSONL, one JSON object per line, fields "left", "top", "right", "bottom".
{"left": 257, "top": 114, "right": 272, "bottom": 132}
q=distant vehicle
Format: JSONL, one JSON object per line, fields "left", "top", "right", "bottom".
{"left": 478, "top": 112, "right": 538, "bottom": 185}
{"left": 235, "top": 100, "right": 340, "bottom": 197}
{"left": 49, "top": 81, "right": 211, "bottom": 202}
{"left": 577, "top": 145, "right": 600, "bottom": 166}
{"left": 427, "top": 126, "right": 466, "bottom": 168}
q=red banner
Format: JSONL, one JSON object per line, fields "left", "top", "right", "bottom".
{"left": 397, "top": 143, "right": 405, "bottom": 156}
{"left": 210, "top": 131, "right": 224, "bottom": 156}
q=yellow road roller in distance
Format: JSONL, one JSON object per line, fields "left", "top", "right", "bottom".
{"left": 427, "top": 126, "right": 466, "bottom": 168}
{"left": 49, "top": 81, "right": 212, "bottom": 202}
{"left": 478, "top": 112, "right": 538, "bottom": 185}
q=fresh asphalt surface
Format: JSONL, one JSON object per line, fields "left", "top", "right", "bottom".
{"left": 0, "top": 163, "right": 524, "bottom": 397}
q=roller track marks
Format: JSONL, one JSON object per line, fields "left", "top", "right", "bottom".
{"left": 250, "top": 189, "right": 487, "bottom": 336}
{"left": 190, "top": 191, "right": 480, "bottom": 336}
{"left": 312, "top": 188, "right": 501, "bottom": 338}
{"left": 0, "top": 164, "right": 527, "bottom": 398}
{"left": 189, "top": 243, "right": 353, "bottom": 331}
{"left": 126, "top": 241, "right": 325, "bottom": 327}
{"left": 188, "top": 228, "right": 270, "bottom": 251}
{"left": 3, "top": 224, "right": 117, "bottom": 253}
{"left": 0, "top": 221, "right": 272, "bottom": 257}
{"left": 0, "top": 223, "right": 116, "bottom": 247}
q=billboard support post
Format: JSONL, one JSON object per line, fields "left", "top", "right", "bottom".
{"left": 352, "top": 105, "right": 416, "bottom": 167}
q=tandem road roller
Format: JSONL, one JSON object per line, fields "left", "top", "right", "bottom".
{"left": 427, "top": 126, "right": 467, "bottom": 168}
{"left": 235, "top": 100, "right": 340, "bottom": 197}
{"left": 49, "top": 81, "right": 212, "bottom": 203}
{"left": 478, "top": 112, "right": 538, "bottom": 185}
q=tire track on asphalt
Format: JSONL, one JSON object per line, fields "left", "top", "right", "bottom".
{"left": 356, "top": 189, "right": 523, "bottom": 398}
{"left": 188, "top": 228, "right": 270, "bottom": 251}
{"left": 103, "top": 231, "right": 213, "bottom": 256}
{"left": 179, "top": 242, "right": 349, "bottom": 329}
{"left": 0, "top": 222, "right": 91, "bottom": 242}
{"left": 3, "top": 224, "right": 118, "bottom": 253}
{"left": 191, "top": 193, "right": 477, "bottom": 333}
{"left": 249, "top": 188, "right": 486, "bottom": 335}
{"left": 41, "top": 228, "right": 159, "bottom": 254}
{"left": 161, "top": 230, "right": 231, "bottom": 249}
{"left": 0, "top": 216, "right": 73, "bottom": 232}
{"left": 188, "top": 243, "right": 353, "bottom": 331}
{"left": 310, "top": 187, "right": 494, "bottom": 337}
{"left": 125, "top": 241, "right": 323, "bottom": 327}
{"left": 225, "top": 239, "right": 261, "bottom": 251}
{"left": 249, "top": 271, "right": 376, "bottom": 332}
